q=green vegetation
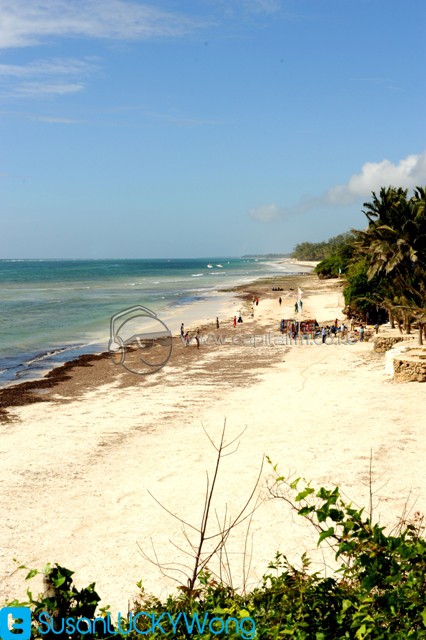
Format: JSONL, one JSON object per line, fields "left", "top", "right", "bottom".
{"left": 292, "top": 233, "right": 355, "bottom": 263}
{"left": 9, "top": 469, "right": 426, "bottom": 639}
{"left": 242, "top": 253, "right": 292, "bottom": 259}
{"left": 314, "top": 235, "right": 356, "bottom": 279}
{"left": 292, "top": 186, "right": 426, "bottom": 342}
{"left": 5, "top": 424, "right": 426, "bottom": 637}
{"left": 351, "top": 187, "right": 426, "bottom": 343}
{"left": 342, "top": 257, "right": 388, "bottom": 319}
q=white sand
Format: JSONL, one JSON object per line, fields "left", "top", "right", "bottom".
{"left": 1, "top": 278, "right": 425, "bottom": 612}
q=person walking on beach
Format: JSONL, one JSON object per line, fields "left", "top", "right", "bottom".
{"left": 180, "top": 323, "right": 184, "bottom": 338}
{"left": 195, "top": 330, "right": 200, "bottom": 349}
{"left": 184, "top": 331, "right": 190, "bottom": 345}
{"left": 279, "top": 297, "right": 282, "bottom": 306}
{"left": 216, "top": 317, "right": 219, "bottom": 329}
{"left": 233, "top": 316, "right": 237, "bottom": 328}
{"left": 321, "top": 327, "right": 326, "bottom": 344}
{"left": 360, "top": 325, "right": 365, "bottom": 342}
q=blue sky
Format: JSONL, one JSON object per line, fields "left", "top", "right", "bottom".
{"left": 1, "top": 0, "right": 425, "bottom": 259}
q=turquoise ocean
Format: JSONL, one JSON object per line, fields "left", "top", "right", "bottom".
{"left": 0, "top": 257, "right": 305, "bottom": 387}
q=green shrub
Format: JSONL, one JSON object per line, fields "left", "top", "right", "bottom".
{"left": 7, "top": 473, "right": 426, "bottom": 639}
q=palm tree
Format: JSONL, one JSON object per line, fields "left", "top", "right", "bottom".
{"left": 355, "top": 187, "right": 426, "bottom": 344}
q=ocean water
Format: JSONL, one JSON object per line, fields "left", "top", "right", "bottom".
{"left": 0, "top": 257, "right": 304, "bottom": 387}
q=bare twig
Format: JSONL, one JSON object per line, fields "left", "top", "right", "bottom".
{"left": 138, "top": 420, "right": 262, "bottom": 593}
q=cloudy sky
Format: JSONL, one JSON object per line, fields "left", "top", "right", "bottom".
{"left": 1, "top": 0, "right": 425, "bottom": 258}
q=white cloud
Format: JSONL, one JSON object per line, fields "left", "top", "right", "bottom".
{"left": 30, "top": 115, "right": 83, "bottom": 124}
{"left": 0, "top": 58, "right": 98, "bottom": 77}
{"left": 250, "top": 151, "right": 426, "bottom": 222}
{"left": 0, "top": 0, "right": 202, "bottom": 49}
{"left": 325, "top": 151, "right": 426, "bottom": 206}
{"left": 13, "top": 82, "right": 84, "bottom": 96}
{"left": 0, "top": 57, "right": 97, "bottom": 98}
{"left": 249, "top": 196, "right": 317, "bottom": 222}
{"left": 249, "top": 203, "right": 281, "bottom": 221}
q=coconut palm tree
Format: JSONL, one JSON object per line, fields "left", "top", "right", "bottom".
{"left": 355, "top": 187, "right": 426, "bottom": 344}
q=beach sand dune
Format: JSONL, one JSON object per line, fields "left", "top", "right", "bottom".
{"left": 1, "top": 275, "right": 425, "bottom": 611}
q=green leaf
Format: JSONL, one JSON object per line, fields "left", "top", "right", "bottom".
{"left": 355, "top": 623, "right": 367, "bottom": 639}
{"left": 317, "top": 527, "right": 334, "bottom": 545}
{"left": 290, "top": 477, "right": 300, "bottom": 490}
{"left": 328, "top": 508, "right": 344, "bottom": 521}
{"left": 342, "top": 599, "right": 353, "bottom": 614}
{"left": 295, "top": 487, "right": 315, "bottom": 501}
{"left": 25, "top": 569, "right": 38, "bottom": 580}
{"left": 53, "top": 575, "right": 66, "bottom": 587}
{"left": 317, "top": 487, "right": 331, "bottom": 500}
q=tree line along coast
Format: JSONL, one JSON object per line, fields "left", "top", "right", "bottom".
{"left": 291, "top": 186, "right": 426, "bottom": 344}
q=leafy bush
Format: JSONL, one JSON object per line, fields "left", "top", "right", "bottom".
{"left": 7, "top": 471, "right": 426, "bottom": 639}
{"left": 315, "top": 254, "right": 346, "bottom": 278}
{"left": 343, "top": 257, "right": 390, "bottom": 322}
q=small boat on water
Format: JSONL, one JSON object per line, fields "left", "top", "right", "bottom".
{"left": 207, "top": 264, "right": 213, "bottom": 268}
{"left": 216, "top": 264, "right": 223, "bottom": 268}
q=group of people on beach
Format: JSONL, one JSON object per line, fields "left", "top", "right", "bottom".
{"left": 278, "top": 317, "right": 352, "bottom": 342}
{"left": 180, "top": 303, "right": 249, "bottom": 350}
{"left": 180, "top": 323, "right": 201, "bottom": 348}
{"left": 233, "top": 310, "right": 243, "bottom": 327}
{"left": 280, "top": 318, "right": 318, "bottom": 339}
{"left": 319, "top": 320, "right": 347, "bottom": 342}
{"left": 180, "top": 282, "right": 380, "bottom": 352}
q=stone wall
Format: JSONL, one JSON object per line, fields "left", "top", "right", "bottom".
{"left": 393, "top": 358, "right": 426, "bottom": 383}
{"left": 373, "top": 336, "right": 404, "bottom": 353}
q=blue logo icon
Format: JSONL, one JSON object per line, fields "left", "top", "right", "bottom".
{"left": 0, "top": 608, "right": 31, "bottom": 640}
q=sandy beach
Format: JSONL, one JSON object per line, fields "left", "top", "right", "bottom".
{"left": 1, "top": 270, "right": 425, "bottom": 612}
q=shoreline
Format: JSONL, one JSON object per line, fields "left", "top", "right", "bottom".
{"left": 0, "top": 259, "right": 314, "bottom": 392}
{"left": 0, "top": 263, "right": 315, "bottom": 415}
{"left": 3, "top": 269, "right": 423, "bottom": 612}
